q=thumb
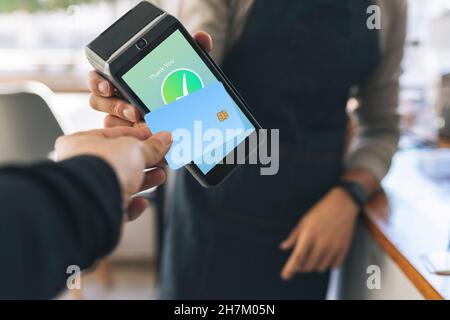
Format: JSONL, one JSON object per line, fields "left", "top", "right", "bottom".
{"left": 194, "top": 31, "right": 213, "bottom": 53}
{"left": 141, "top": 131, "right": 172, "bottom": 167}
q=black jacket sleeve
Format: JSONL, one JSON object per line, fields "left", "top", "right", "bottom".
{"left": 0, "top": 156, "right": 123, "bottom": 299}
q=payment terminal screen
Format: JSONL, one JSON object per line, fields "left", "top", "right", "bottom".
{"left": 122, "top": 30, "right": 255, "bottom": 174}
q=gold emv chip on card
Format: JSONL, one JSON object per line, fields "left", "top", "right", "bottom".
{"left": 217, "top": 110, "right": 229, "bottom": 122}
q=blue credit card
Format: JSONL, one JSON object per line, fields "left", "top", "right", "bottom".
{"left": 144, "top": 81, "right": 249, "bottom": 170}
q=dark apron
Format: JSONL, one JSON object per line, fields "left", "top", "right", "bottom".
{"left": 160, "top": 0, "right": 380, "bottom": 299}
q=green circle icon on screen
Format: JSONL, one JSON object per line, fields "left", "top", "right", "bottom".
{"left": 161, "top": 68, "right": 204, "bottom": 104}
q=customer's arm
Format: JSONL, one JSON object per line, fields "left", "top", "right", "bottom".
{"left": 0, "top": 156, "right": 122, "bottom": 299}
{"left": 0, "top": 127, "right": 171, "bottom": 299}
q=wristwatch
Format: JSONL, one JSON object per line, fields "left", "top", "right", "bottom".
{"left": 337, "top": 181, "right": 370, "bottom": 209}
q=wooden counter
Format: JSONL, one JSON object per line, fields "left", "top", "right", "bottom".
{"left": 364, "top": 149, "right": 450, "bottom": 300}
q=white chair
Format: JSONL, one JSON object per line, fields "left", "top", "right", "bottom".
{"left": 0, "top": 82, "right": 63, "bottom": 165}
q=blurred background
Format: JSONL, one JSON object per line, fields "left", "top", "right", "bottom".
{"left": 0, "top": 0, "right": 450, "bottom": 300}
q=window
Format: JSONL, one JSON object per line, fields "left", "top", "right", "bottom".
{"left": 400, "top": 0, "right": 450, "bottom": 146}
{"left": 0, "top": 0, "right": 140, "bottom": 91}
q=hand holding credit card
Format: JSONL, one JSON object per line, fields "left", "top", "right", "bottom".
{"left": 145, "top": 82, "right": 253, "bottom": 172}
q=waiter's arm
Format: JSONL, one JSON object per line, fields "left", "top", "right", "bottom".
{"left": 153, "top": 0, "right": 235, "bottom": 64}
{"left": 345, "top": 0, "right": 408, "bottom": 189}
{"left": 281, "top": 1, "right": 408, "bottom": 279}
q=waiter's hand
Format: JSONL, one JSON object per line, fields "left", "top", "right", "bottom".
{"left": 87, "top": 31, "right": 213, "bottom": 128}
{"left": 55, "top": 127, "right": 172, "bottom": 221}
{"left": 280, "top": 187, "right": 359, "bottom": 279}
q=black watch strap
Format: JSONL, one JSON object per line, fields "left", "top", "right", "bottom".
{"left": 338, "top": 181, "right": 370, "bottom": 208}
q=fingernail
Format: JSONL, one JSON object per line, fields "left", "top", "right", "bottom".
{"left": 155, "top": 132, "right": 172, "bottom": 147}
{"left": 123, "top": 108, "right": 136, "bottom": 121}
{"left": 98, "top": 81, "right": 109, "bottom": 95}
